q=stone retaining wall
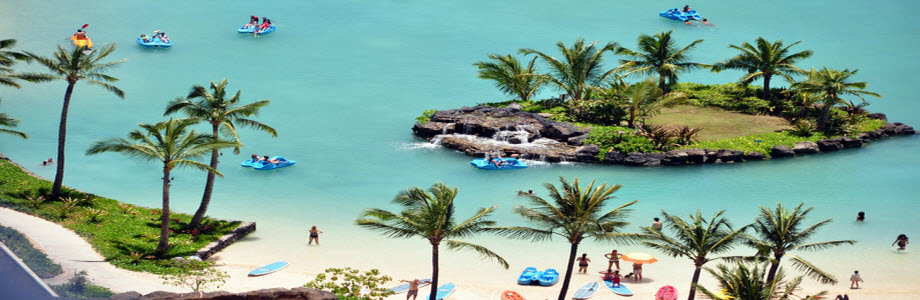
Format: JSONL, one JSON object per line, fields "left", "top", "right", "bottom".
{"left": 194, "top": 221, "right": 256, "bottom": 260}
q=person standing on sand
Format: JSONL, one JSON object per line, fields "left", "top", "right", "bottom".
{"left": 575, "top": 253, "right": 591, "bottom": 273}
{"left": 892, "top": 234, "right": 909, "bottom": 250}
{"left": 604, "top": 249, "right": 621, "bottom": 270}
{"left": 850, "top": 270, "right": 863, "bottom": 289}
{"left": 400, "top": 279, "right": 422, "bottom": 300}
{"left": 308, "top": 225, "right": 324, "bottom": 245}
{"left": 631, "top": 262, "right": 643, "bottom": 281}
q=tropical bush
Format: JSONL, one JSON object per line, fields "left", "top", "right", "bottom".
{"left": 160, "top": 260, "right": 229, "bottom": 292}
{"left": 305, "top": 267, "right": 393, "bottom": 300}
{"left": 673, "top": 83, "right": 776, "bottom": 115}
{"left": 584, "top": 126, "right": 657, "bottom": 157}
{"left": 51, "top": 270, "right": 115, "bottom": 299}
{"left": 415, "top": 109, "right": 437, "bottom": 124}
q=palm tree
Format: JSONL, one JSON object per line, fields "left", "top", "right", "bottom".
{"left": 164, "top": 79, "right": 277, "bottom": 230}
{"left": 474, "top": 54, "right": 544, "bottom": 101}
{"left": 790, "top": 67, "right": 881, "bottom": 131}
{"left": 696, "top": 262, "right": 826, "bottom": 300}
{"left": 492, "top": 177, "right": 639, "bottom": 300}
{"left": 16, "top": 44, "right": 125, "bottom": 200}
{"left": 356, "top": 182, "right": 508, "bottom": 300}
{"left": 712, "top": 37, "right": 813, "bottom": 104}
{"left": 619, "top": 79, "right": 687, "bottom": 128}
{"left": 747, "top": 203, "right": 857, "bottom": 284}
{"left": 86, "top": 119, "right": 238, "bottom": 254}
{"left": 617, "top": 31, "right": 707, "bottom": 93}
{"left": 520, "top": 39, "right": 620, "bottom": 101}
{"left": 1, "top": 39, "right": 27, "bottom": 90}
{"left": 642, "top": 210, "right": 748, "bottom": 300}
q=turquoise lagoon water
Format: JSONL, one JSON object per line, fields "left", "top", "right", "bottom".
{"left": 2, "top": 0, "right": 919, "bottom": 296}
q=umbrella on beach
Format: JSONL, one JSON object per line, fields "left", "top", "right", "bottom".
{"left": 620, "top": 252, "right": 658, "bottom": 264}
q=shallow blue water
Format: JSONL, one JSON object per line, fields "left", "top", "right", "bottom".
{"left": 1, "top": 0, "right": 918, "bottom": 292}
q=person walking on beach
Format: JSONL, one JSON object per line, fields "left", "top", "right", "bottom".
{"left": 575, "top": 253, "right": 591, "bottom": 273}
{"left": 652, "top": 217, "right": 663, "bottom": 230}
{"left": 604, "top": 249, "right": 621, "bottom": 270}
{"left": 308, "top": 225, "right": 324, "bottom": 245}
{"left": 892, "top": 234, "right": 909, "bottom": 250}
{"left": 850, "top": 270, "right": 863, "bottom": 289}
{"left": 400, "top": 279, "right": 423, "bottom": 300}
{"left": 631, "top": 262, "right": 643, "bottom": 281}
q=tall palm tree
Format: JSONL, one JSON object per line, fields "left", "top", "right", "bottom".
{"left": 492, "top": 177, "right": 639, "bottom": 300}
{"left": 747, "top": 203, "right": 857, "bottom": 284}
{"left": 696, "top": 262, "right": 825, "bottom": 300}
{"left": 86, "top": 119, "right": 237, "bottom": 254}
{"left": 619, "top": 79, "right": 687, "bottom": 128}
{"left": 164, "top": 79, "right": 277, "bottom": 229}
{"left": 16, "top": 43, "right": 125, "bottom": 200}
{"left": 617, "top": 31, "right": 707, "bottom": 93}
{"left": 356, "top": 182, "right": 509, "bottom": 300}
{"left": 520, "top": 39, "right": 620, "bottom": 101}
{"left": 1, "top": 39, "right": 27, "bottom": 90}
{"left": 0, "top": 100, "right": 27, "bottom": 139}
{"left": 711, "top": 37, "right": 813, "bottom": 103}
{"left": 790, "top": 67, "right": 880, "bottom": 131}
{"left": 474, "top": 54, "right": 544, "bottom": 101}
{"left": 642, "top": 211, "right": 748, "bottom": 300}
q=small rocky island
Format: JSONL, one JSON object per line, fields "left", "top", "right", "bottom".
{"left": 412, "top": 104, "right": 916, "bottom": 167}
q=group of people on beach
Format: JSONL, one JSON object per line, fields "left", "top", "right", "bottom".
{"left": 243, "top": 15, "right": 273, "bottom": 36}
{"left": 576, "top": 249, "right": 644, "bottom": 288}
{"left": 139, "top": 30, "right": 169, "bottom": 43}
{"left": 856, "top": 211, "right": 910, "bottom": 250}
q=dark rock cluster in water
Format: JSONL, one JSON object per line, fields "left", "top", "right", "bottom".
{"left": 412, "top": 105, "right": 917, "bottom": 167}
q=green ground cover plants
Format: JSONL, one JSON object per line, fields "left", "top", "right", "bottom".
{"left": 0, "top": 225, "right": 63, "bottom": 278}
{"left": 0, "top": 159, "right": 240, "bottom": 274}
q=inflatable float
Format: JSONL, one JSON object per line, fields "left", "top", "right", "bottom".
{"left": 252, "top": 156, "right": 295, "bottom": 170}
{"left": 136, "top": 37, "right": 172, "bottom": 48}
{"left": 238, "top": 25, "right": 276, "bottom": 34}
{"left": 656, "top": 285, "right": 678, "bottom": 300}
{"left": 659, "top": 9, "right": 703, "bottom": 21}
{"left": 470, "top": 158, "right": 528, "bottom": 170}
{"left": 71, "top": 35, "right": 93, "bottom": 48}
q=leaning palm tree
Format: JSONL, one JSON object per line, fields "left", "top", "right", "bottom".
{"left": 790, "top": 67, "right": 881, "bottom": 131}
{"left": 492, "top": 177, "right": 639, "bottom": 300}
{"left": 474, "top": 54, "right": 544, "bottom": 101}
{"left": 642, "top": 210, "right": 748, "bottom": 300}
{"left": 1, "top": 100, "right": 27, "bottom": 139}
{"left": 16, "top": 43, "right": 125, "bottom": 200}
{"left": 747, "top": 203, "right": 857, "bottom": 285}
{"left": 711, "top": 37, "right": 813, "bottom": 103}
{"left": 617, "top": 31, "right": 707, "bottom": 93}
{"left": 164, "top": 79, "right": 277, "bottom": 230}
{"left": 619, "top": 79, "right": 687, "bottom": 128}
{"left": 520, "top": 39, "right": 620, "bottom": 101}
{"left": 696, "top": 262, "right": 826, "bottom": 300}
{"left": 86, "top": 119, "right": 237, "bottom": 254}
{"left": 356, "top": 182, "right": 508, "bottom": 300}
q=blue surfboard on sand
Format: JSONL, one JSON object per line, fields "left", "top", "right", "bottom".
{"left": 248, "top": 261, "right": 289, "bottom": 276}
{"left": 573, "top": 281, "right": 600, "bottom": 299}
{"left": 389, "top": 279, "right": 432, "bottom": 293}
{"left": 435, "top": 283, "right": 456, "bottom": 300}
{"left": 603, "top": 280, "right": 633, "bottom": 296}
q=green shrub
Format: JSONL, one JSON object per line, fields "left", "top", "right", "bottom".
{"left": 305, "top": 267, "right": 394, "bottom": 300}
{"left": 415, "top": 109, "right": 437, "bottom": 124}
{"left": 0, "top": 225, "right": 63, "bottom": 278}
{"left": 674, "top": 83, "right": 774, "bottom": 114}
{"left": 683, "top": 131, "right": 830, "bottom": 157}
{"left": 161, "top": 260, "right": 229, "bottom": 292}
{"left": 51, "top": 270, "right": 115, "bottom": 299}
{"left": 584, "top": 126, "right": 657, "bottom": 157}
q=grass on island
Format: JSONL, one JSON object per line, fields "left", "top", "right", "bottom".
{"left": 0, "top": 159, "right": 240, "bottom": 274}
{"left": 0, "top": 224, "right": 63, "bottom": 278}
{"left": 647, "top": 105, "right": 790, "bottom": 141}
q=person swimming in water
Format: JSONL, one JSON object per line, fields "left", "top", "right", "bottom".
{"left": 893, "top": 234, "right": 909, "bottom": 250}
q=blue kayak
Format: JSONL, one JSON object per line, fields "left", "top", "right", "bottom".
{"left": 517, "top": 267, "right": 538, "bottom": 285}
{"left": 238, "top": 25, "right": 276, "bottom": 34}
{"left": 603, "top": 280, "right": 633, "bottom": 296}
{"left": 241, "top": 158, "right": 260, "bottom": 167}
{"left": 659, "top": 9, "right": 703, "bottom": 21}
{"left": 252, "top": 156, "right": 295, "bottom": 170}
{"left": 470, "top": 158, "right": 528, "bottom": 170}
{"left": 136, "top": 37, "right": 172, "bottom": 48}
{"left": 435, "top": 283, "right": 456, "bottom": 300}
{"left": 537, "top": 269, "right": 559, "bottom": 286}
{"left": 248, "top": 261, "right": 288, "bottom": 276}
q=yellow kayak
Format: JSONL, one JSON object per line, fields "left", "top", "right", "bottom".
{"left": 71, "top": 35, "right": 93, "bottom": 48}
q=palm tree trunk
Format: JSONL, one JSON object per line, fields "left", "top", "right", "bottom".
{"left": 817, "top": 104, "right": 831, "bottom": 131}
{"left": 659, "top": 75, "right": 668, "bottom": 94}
{"left": 157, "top": 166, "right": 172, "bottom": 254}
{"left": 688, "top": 265, "right": 702, "bottom": 300}
{"left": 50, "top": 83, "right": 76, "bottom": 200}
{"left": 763, "top": 75, "right": 774, "bottom": 104}
{"left": 429, "top": 244, "right": 440, "bottom": 300}
{"left": 765, "top": 254, "right": 783, "bottom": 283}
{"left": 557, "top": 242, "right": 580, "bottom": 300}
{"left": 188, "top": 125, "right": 220, "bottom": 229}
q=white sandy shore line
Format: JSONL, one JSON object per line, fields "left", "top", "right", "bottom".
{"left": 2, "top": 207, "right": 918, "bottom": 299}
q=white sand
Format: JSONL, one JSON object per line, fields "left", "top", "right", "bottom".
{"left": 2, "top": 207, "right": 918, "bottom": 299}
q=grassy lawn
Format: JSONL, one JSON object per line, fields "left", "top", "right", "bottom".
{"left": 0, "top": 158, "right": 240, "bottom": 274}
{"left": 647, "top": 105, "right": 790, "bottom": 141}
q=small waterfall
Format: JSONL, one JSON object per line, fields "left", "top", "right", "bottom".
{"left": 442, "top": 123, "right": 455, "bottom": 134}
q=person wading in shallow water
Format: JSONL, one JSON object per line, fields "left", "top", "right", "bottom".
{"left": 308, "top": 225, "right": 324, "bottom": 245}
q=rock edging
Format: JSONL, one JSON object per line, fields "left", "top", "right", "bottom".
{"left": 194, "top": 221, "right": 256, "bottom": 260}
{"left": 109, "top": 287, "right": 337, "bottom": 300}
{"left": 411, "top": 106, "right": 917, "bottom": 167}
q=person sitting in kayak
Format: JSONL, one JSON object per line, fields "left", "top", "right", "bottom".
{"left": 270, "top": 157, "right": 285, "bottom": 164}
{"left": 682, "top": 5, "right": 691, "bottom": 12}
{"left": 262, "top": 155, "right": 271, "bottom": 162}
{"left": 140, "top": 34, "right": 151, "bottom": 43}
{"left": 255, "top": 18, "right": 272, "bottom": 36}
{"left": 244, "top": 15, "right": 259, "bottom": 28}
{"left": 491, "top": 158, "right": 504, "bottom": 167}
{"left": 155, "top": 31, "right": 170, "bottom": 43}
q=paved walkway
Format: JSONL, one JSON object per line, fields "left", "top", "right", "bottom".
{"left": 0, "top": 207, "right": 186, "bottom": 294}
